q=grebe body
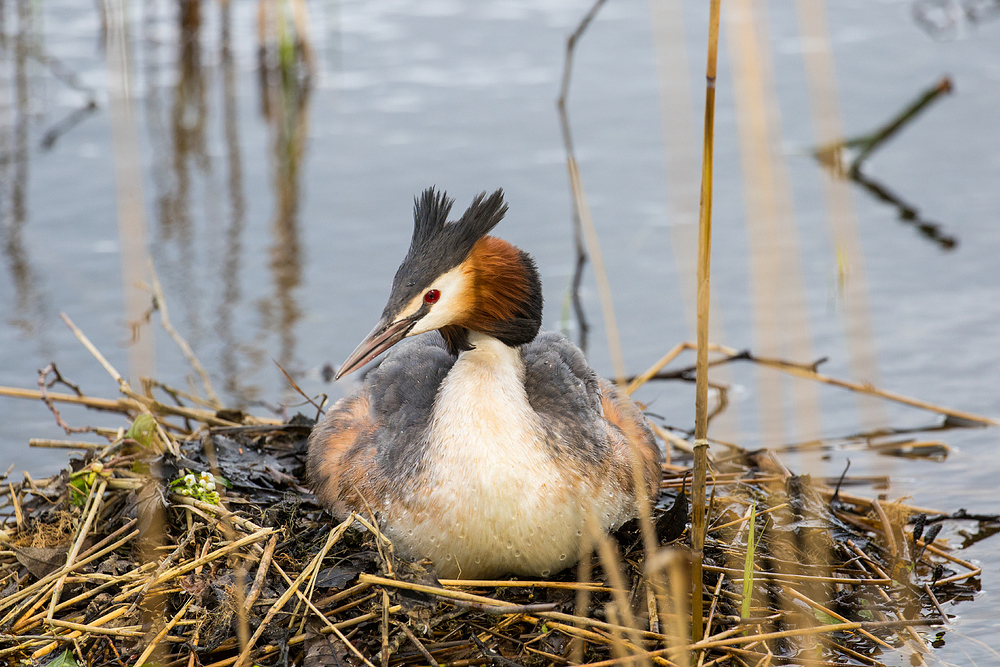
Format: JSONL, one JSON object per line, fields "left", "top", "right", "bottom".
{"left": 308, "top": 188, "right": 661, "bottom": 579}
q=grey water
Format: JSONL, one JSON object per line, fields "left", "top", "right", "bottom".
{"left": 1, "top": 0, "right": 998, "bottom": 659}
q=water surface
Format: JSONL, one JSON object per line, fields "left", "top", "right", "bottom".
{"left": 1, "top": 0, "right": 998, "bottom": 658}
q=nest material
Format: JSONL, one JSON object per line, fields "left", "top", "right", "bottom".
{"left": 0, "top": 402, "right": 991, "bottom": 667}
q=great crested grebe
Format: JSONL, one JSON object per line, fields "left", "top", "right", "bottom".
{"left": 308, "top": 188, "right": 661, "bottom": 579}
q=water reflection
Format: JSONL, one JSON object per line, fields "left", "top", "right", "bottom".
{"left": 912, "top": 0, "right": 1000, "bottom": 39}
{"left": 1, "top": 0, "right": 52, "bottom": 351}
{"left": 216, "top": 1, "right": 248, "bottom": 402}
{"left": 162, "top": 0, "right": 208, "bottom": 343}
{"left": 813, "top": 75, "right": 960, "bottom": 252}
{"left": 256, "top": 4, "right": 312, "bottom": 406}
{"left": 851, "top": 169, "right": 958, "bottom": 250}
{"left": 35, "top": 45, "right": 99, "bottom": 151}
{"left": 138, "top": 0, "right": 315, "bottom": 407}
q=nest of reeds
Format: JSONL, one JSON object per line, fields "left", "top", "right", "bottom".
{"left": 1, "top": 348, "right": 995, "bottom": 667}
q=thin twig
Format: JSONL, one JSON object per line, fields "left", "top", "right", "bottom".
{"left": 60, "top": 313, "right": 125, "bottom": 386}
{"left": 557, "top": 0, "right": 625, "bottom": 380}
{"left": 147, "top": 261, "right": 221, "bottom": 407}
{"left": 245, "top": 533, "right": 278, "bottom": 609}
{"left": 133, "top": 597, "right": 193, "bottom": 667}
{"left": 398, "top": 622, "right": 441, "bottom": 667}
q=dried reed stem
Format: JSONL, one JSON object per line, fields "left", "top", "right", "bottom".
{"left": 783, "top": 588, "right": 893, "bottom": 650}
{"left": 691, "top": 0, "right": 722, "bottom": 643}
{"left": 233, "top": 518, "right": 348, "bottom": 667}
{"left": 583, "top": 617, "right": 942, "bottom": 667}
{"left": 48, "top": 478, "right": 108, "bottom": 619}
{"left": 28, "top": 439, "right": 108, "bottom": 450}
{"left": 133, "top": 597, "right": 192, "bottom": 667}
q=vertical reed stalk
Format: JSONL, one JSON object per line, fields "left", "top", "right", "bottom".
{"left": 648, "top": 0, "right": 740, "bottom": 444}
{"left": 691, "top": 0, "right": 722, "bottom": 643}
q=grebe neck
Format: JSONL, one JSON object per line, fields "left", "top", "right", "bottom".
{"left": 428, "top": 331, "right": 536, "bottom": 456}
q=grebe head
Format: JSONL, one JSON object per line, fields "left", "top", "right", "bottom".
{"left": 336, "top": 187, "right": 543, "bottom": 378}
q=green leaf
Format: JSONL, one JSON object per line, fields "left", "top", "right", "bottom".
{"left": 68, "top": 476, "right": 92, "bottom": 507}
{"left": 741, "top": 505, "right": 757, "bottom": 621}
{"left": 126, "top": 414, "right": 158, "bottom": 449}
{"left": 45, "top": 649, "right": 80, "bottom": 667}
{"left": 812, "top": 609, "right": 839, "bottom": 625}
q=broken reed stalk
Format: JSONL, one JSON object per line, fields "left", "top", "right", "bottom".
{"left": 627, "top": 340, "right": 1000, "bottom": 428}
{"left": 581, "top": 618, "right": 944, "bottom": 667}
{"left": 47, "top": 478, "right": 108, "bottom": 620}
{"left": 838, "top": 76, "right": 952, "bottom": 174}
{"left": 691, "top": 0, "right": 722, "bottom": 643}
{"left": 557, "top": 0, "right": 626, "bottom": 385}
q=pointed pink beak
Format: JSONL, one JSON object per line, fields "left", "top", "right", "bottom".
{"left": 335, "top": 317, "right": 415, "bottom": 379}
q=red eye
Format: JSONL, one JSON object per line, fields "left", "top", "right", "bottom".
{"left": 424, "top": 289, "right": 440, "bottom": 304}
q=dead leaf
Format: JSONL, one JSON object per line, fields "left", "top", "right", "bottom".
{"left": 14, "top": 546, "right": 68, "bottom": 579}
{"left": 303, "top": 627, "right": 349, "bottom": 667}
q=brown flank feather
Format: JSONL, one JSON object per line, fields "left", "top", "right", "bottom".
{"left": 598, "top": 379, "right": 662, "bottom": 500}
{"left": 308, "top": 394, "right": 390, "bottom": 517}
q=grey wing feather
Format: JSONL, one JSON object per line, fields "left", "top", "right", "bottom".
{"left": 522, "top": 331, "right": 608, "bottom": 462}
{"left": 366, "top": 332, "right": 456, "bottom": 476}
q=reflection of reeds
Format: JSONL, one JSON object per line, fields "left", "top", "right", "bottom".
{"left": 0, "top": 0, "right": 51, "bottom": 346}
{"left": 649, "top": 0, "right": 740, "bottom": 446}
{"left": 217, "top": 0, "right": 249, "bottom": 402}
{"left": 257, "top": 0, "right": 313, "bottom": 402}
{"left": 104, "top": 0, "right": 155, "bottom": 386}
{"left": 727, "top": 0, "right": 822, "bottom": 449}
{"left": 726, "top": 3, "right": 830, "bottom": 653}
{"left": 794, "top": 0, "right": 887, "bottom": 433}
{"left": 161, "top": 0, "right": 209, "bottom": 348}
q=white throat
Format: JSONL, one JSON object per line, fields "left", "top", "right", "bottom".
{"left": 429, "top": 331, "right": 536, "bottom": 457}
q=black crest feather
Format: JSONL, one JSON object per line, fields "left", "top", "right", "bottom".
{"left": 408, "top": 187, "right": 507, "bottom": 261}
{"left": 383, "top": 187, "right": 509, "bottom": 319}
